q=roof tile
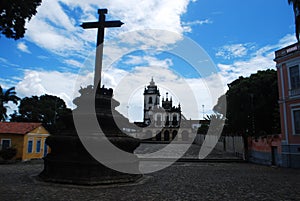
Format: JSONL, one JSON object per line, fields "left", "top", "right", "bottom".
{"left": 0, "top": 122, "right": 42, "bottom": 135}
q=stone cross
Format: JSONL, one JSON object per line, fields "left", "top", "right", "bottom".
{"left": 81, "top": 9, "right": 124, "bottom": 88}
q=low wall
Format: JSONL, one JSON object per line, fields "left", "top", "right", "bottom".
{"left": 194, "top": 134, "right": 244, "bottom": 158}
{"left": 195, "top": 134, "right": 284, "bottom": 166}
{"left": 248, "top": 134, "right": 282, "bottom": 166}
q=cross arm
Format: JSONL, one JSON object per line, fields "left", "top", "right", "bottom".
{"left": 80, "top": 21, "right": 124, "bottom": 29}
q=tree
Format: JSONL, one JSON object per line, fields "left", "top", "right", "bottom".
{"left": 0, "top": 86, "right": 20, "bottom": 121}
{"left": 223, "top": 69, "right": 280, "bottom": 136}
{"left": 197, "top": 123, "right": 209, "bottom": 134}
{"left": 0, "top": 0, "right": 42, "bottom": 40}
{"left": 10, "top": 94, "right": 72, "bottom": 133}
{"left": 0, "top": 147, "right": 17, "bottom": 160}
{"left": 288, "top": 0, "right": 300, "bottom": 41}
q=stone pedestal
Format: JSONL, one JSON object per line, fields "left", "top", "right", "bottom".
{"left": 39, "top": 87, "right": 142, "bottom": 185}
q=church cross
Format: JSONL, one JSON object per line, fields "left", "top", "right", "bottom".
{"left": 81, "top": 9, "right": 124, "bottom": 87}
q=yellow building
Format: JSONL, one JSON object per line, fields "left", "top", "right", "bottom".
{"left": 0, "top": 122, "right": 50, "bottom": 161}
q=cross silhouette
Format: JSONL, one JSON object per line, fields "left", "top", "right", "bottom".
{"left": 81, "top": 9, "right": 124, "bottom": 87}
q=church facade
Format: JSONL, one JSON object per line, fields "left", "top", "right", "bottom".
{"left": 134, "top": 78, "right": 197, "bottom": 142}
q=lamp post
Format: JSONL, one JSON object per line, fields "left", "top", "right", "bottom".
{"left": 250, "top": 93, "right": 255, "bottom": 136}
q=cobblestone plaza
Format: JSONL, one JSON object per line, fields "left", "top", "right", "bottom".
{"left": 0, "top": 160, "right": 299, "bottom": 201}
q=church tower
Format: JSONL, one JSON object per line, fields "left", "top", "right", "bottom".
{"left": 143, "top": 78, "right": 160, "bottom": 124}
{"left": 162, "top": 92, "right": 172, "bottom": 110}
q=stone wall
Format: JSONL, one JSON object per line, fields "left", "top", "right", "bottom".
{"left": 248, "top": 135, "right": 282, "bottom": 166}
{"left": 194, "top": 134, "right": 244, "bottom": 158}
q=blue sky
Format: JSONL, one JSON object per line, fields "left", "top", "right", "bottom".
{"left": 0, "top": 0, "right": 297, "bottom": 121}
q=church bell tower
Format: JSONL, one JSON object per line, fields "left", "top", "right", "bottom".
{"left": 143, "top": 78, "right": 160, "bottom": 124}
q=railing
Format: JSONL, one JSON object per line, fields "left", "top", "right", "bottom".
{"left": 289, "top": 88, "right": 300, "bottom": 96}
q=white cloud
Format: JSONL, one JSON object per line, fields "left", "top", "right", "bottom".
{"left": 16, "top": 71, "right": 47, "bottom": 96}
{"left": 182, "top": 19, "right": 212, "bottom": 33}
{"left": 0, "top": 57, "right": 19, "bottom": 67}
{"left": 64, "top": 59, "right": 83, "bottom": 68}
{"left": 184, "top": 19, "right": 212, "bottom": 26}
{"left": 17, "top": 42, "right": 31, "bottom": 53}
{"left": 217, "top": 34, "right": 297, "bottom": 85}
{"left": 37, "top": 55, "right": 49, "bottom": 60}
{"left": 24, "top": 0, "right": 196, "bottom": 59}
{"left": 122, "top": 56, "right": 173, "bottom": 68}
{"left": 216, "top": 43, "right": 252, "bottom": 60}
{"left": 0, "top": 57, "right": 8, "bottom": 63}
{"left": 26, "top": 17, "right": 84, "bottom": 56}
{"left": 15, "top": 70, "right": 94, "bottom": 108}
{"left": 37, "top": 0, "right": 76, "bottom": 32}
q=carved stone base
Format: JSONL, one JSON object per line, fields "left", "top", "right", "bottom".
{"left": 39, "top": 135, "right": 142, "bottom": 185}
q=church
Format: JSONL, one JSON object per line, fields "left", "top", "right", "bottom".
{"left": 134, "top": 78, "right": 198, "bottom": 142}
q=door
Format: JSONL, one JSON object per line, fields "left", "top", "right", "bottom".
{"left": 271, "top": 146, "right": 278, "bottom": 166}
{"left": 164, "top": 130, "right": 170, "bottom": 141}
{"left": 155, "top": 132, "right": 161, "bottom": 141}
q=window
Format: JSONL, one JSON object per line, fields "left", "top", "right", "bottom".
{"left": 1, "top": 139, "right": 11, "bottom": 150}
{"left": 36, "top": 139, "right": 41, "bottom": 153}
{"left": 289, "top": 65, "right": 300, "bottom": 90}
{"left": 293, "top": 109, "right": 300, "bottom": 135}
{"left": 173, "top": 114, "right": 177, "bottom": 121}
{"left": 156, "top": 114, "right": 162, "bottom": 126}
{"left": 43, "top": 138, "right": 48, "bottom": 157}
{"left": 148, "top": 97, "right": 153, "bottom": 104}
{"left": 166, "top": 116, "right": 169, "bottom": 126}
{"left": 27, "top": 139, "right": 33, "bottom": 153}
{"left": 172, "top": 114, "right": 178, "bottom": 126}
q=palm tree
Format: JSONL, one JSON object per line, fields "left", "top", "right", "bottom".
{"left": 0, "top": 86, "right": 20, "bottom": 121}
{"left": 288, "top": 0, "right": 300, "bottom": 41}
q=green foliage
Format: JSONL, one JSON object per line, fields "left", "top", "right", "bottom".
{"left": 0, "top": 0, "right": 42, "bottom": 39}
{"left": 0, "top": 147, "right": 17, "bottom": 160}
{"left": 223, "top": 69, "right": 280, "bottom": 136}
{"left": 288, "top": 0, "right": 300, "bottom": 8}
{"left": 10, "top": 94, "right": 72, "bottom": 133}
{"left": 288, "top": 0, "right": 300, "bottom": 41}
{"left": 197, "top": 124, "right": 209, "bottom": 134}
{"left": 0, "top": 86, "right": 20, "bottom": 121}
{"left": 204, "top": 114, "right": 224, "bottom": 121}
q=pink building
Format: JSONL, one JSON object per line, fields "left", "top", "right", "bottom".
{"left": 274, "top": 42, "right": 300, "bottom": 168}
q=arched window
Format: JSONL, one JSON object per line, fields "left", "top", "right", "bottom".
{"left": 172, "top": 114, "right": 178, "bottom": 126}
{"left": 164, "top": 130, "right": 170, "bottom": 141}
{"left": 156, "top": 132, "right": 161, "bottom": 141}
{"left": 149, "top": 97, "right": 153, "bottom": 104}
{"left": 166, "top": 115, "right": 169, "bottom": 126}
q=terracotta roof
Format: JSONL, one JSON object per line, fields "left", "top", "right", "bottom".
{"left": 0, "top": 122, "right": 42, "bottom": 135}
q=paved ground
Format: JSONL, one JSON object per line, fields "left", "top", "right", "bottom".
{"left": 0, "top": 161, "right": 299, "bottom": 201}
{"left": 135, "top": 143, "right": 241, "bottom": 160}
